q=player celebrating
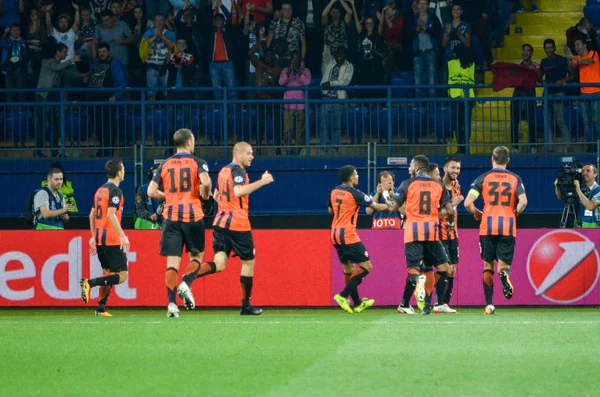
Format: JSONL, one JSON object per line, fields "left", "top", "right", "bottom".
{"left": 464, "top": 146, "right": 527, "bottom": 315}
{"left": 181, "top": 142, "right": 274, "bottom": 315}
{"left": 80, "top": 159, "right": 129, "bottom": 317}
{"left": 436, "top": 157, "right": 464, "bottom": 313}
{"left": 390, "top": 155, "right": 454, "bottom": 315}
{"left": 147, "top": 129, "right": 212, "bottom": 318}
{"left": 330, "top": 165, "right": 391, "bottom": 314}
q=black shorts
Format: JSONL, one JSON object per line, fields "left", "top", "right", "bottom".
{"left": 479, "top": 235, "right": 515, "bottom": 265}
{"left": 405, "top": 241, "right": 449, "bottom": 269}
{"left": 334, "top": 242, "right": 370, "bottom": 264}
{"left": 97, "top": 245, "right": 128, "bottom": 273}
{"left": 160, "top": 219, "right": 206, "bottom": 257}
{"left": 441, "top": 239, "right": 459, "bottom": 265}
{"left": 213, "top": 226, "right": 255, "bottom": 261}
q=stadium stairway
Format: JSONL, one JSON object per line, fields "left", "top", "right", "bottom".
{"left": 448, "top": 0, "right": 585, "bottom": 154}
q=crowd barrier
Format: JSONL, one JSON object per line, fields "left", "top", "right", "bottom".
{"left": 1, "top": 229, "right": 598, "bottom": 308}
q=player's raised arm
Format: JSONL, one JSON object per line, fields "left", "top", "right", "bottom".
{"left": 233, "top": 171, "right": 274, "bottom": 197}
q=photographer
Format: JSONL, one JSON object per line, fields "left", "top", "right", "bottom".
{"left": 555, "top": 164, "right": 600, "bottom": 228}
{"left": 34, "top": 167, "right": 72, "bottom": 230}
{"left": 134, "top": 164, "right": 164, "bottom": 230}
{"left": 366, "top": 170, "right": 404, "bottom": 230}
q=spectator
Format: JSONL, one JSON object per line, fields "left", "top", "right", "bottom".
{"left": 41, "top": 161, "right": 79, "bottom": 213}
{"left": 206, "top": 13, "right": 237, "bottom": 101}
{"left": 321, "top": 0, "right": 352, "bottom": 77}
{"left": 244, "top": 6, "right": 267, "bottom": 97}
{"left": 89, "top": 0, "right": 113, "bottom": 22}
{"left": 377, "top": 2, "right": 403, "bottom": 78}
{"left": 242, "top": 0, "right": 274, "bottom": 26}
{"left": 441, "top": 4, "right": 471, "bottom": 63}
{"left": 175, "top": 0, "right": 203, "bottom": 62}
{"left": 319, "top": 47, "right": 353, "bottom": 151}
{"left": 540, "top": 39, "right": 572, "bottom": 152}
{"left": 87, "top": 42, "right": 127, "bottom": 156}
{"left": 170, "top": 0, "right": 202, "bottom": 15}
{"left": 295, "top": 0, "right": 325, "bottom": 77}
{"left": 353, "top": 11, "right": 386, "bottom": 94}
{"left": 511, "top": 44, "right": 540, "bottom": 153}
{"left": 166, "top": 9, "right": 177, "bottom": 32}
{"left": 566, "top": 18, "right": 598, "bottom": 54}
{"left": 447, "top": 44, "right": 474, "bottom": 154}
{"left": 0, "top": 24, "right": 29, "bottom": 102}
{"left": 43, "top": 3, "right": 80, "bottom": 62}
{"left": 279, "top": 51, "right": 311, "bottom": 153}
{"left": 565, "top": 40, "right": 600, "bottom": 153}
{"left": 252, "top": 47, "right": 281, "bottom": 149}
{"left": 0, "top": 0, "right": 24, "bottom": 31}
{"left": 428, "top": 0, "right": 451, "bottom": 25}
{"left": 77, "top": 7, "right": 98, "bottom": 62}
{"left": 213, "top": 0, "right": 243, "bottom": 25}
{"left": 413, "top": 0, "right": 441, "bottom": 98}
{"left": 168, "top": 38, "right": 196, "bottom": 90}
{"left": 140, "top": 14, "right": 176, "bottom": 100}
{"left": 267, "top": 1, "right": 306, "bottom": 69}
{"left": 25, "top": 8, "right": 44, "bottom": 78}
{"left": 93, "top": 10, "right": 133, "bottom": 72}
{"left": 148, "top": 0, "right": 171, "bottom": 20}
{"left": 516, "top": 0, "right": 538, "bottom": 13}
{"left": 111, "top": 0, "right": 124, "bottom": 20}
{"left": 35, "top": 44, "right": 81, "bottom": 157}
{"left": 128, "top": 6, "right": 146, "bottom": 89}
{"left": 361, "top": 0, "right": 385, "bottom": 21}
{"left": 456, "top": 0, "right": 492, "bottom": 68}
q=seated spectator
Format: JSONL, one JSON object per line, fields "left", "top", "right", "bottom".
{"left": 516, "top": 0, "right": 538, "bottom": 13}
{"left": 35, "top": 44, "right": 81, "bottom": 157}
{"left": 447, "top": 44, "right": 474, "bottom": 154}
{"left": 279, "top": 51, "right": 311, "bottom": 153}
{"left": 242, "top": 0, "right": 274, "bottom": 26}
{"left": 252, "top": 48, "right": 281, "bottom": 148}
{"left": 413, "top": 0, "right": 441, "bottom": 98}
{"left": 140, "top": 14, "right": 176, "bottom": 100}
{"left": 0, "top": 24, "right": 29, "bottom": 102}
{"left": 353, "top": 11, "right": 387, "bottom": 94}
{"left": 93, "top": 10, "right": 133, "bottom": 72}
{"left": 320, "top": 47, "right": 353, "bottom": 152}
{"left": 33, "top": 166, "right": 72, "bottom": 230}
{"left": 377, "top": 2, "right": 403, "bottom": 77}
{"left": 76, "top": 7, "right": 98, "bottom": 63}
{"left": 321, "top": 0, "right": 352, "bottom": 77}
{"left": 207, "top": 13, "right": 237, "bottom": 101}
{"left": 87, "top": 42, "right": 127, "bottom": 156}
{"left": 511, "top": 44, "right": 540, "bottom": 153}
{"left": 41, "top": 162, "right": 79, "bottom": 213}
{"left": 267, "top": 1, "right": 306, "bottom": 69}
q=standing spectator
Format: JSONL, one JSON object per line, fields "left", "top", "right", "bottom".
{"left": 566, "top": 18, "right": 598, "bottom": 54}
{"left": 267, "top": 1, "right": 306, "bottom": 69}
{"left": 511, "top": 44, "right": 540, "bottom": 153}
{"left": 140, "top": 14, "right": 176, "bottom": 100}
{"left": 93, "top": 10, "right": 133, "bottom": 72}
{"left": 447, "top": 44, "right": 474, "bottom": 154}
{"left": 244, "top": 6, "right": 267, "bottom": 97}
{"left": 242, "top": 0, "right": 273, "bottom": 26}
{"left": 428, "top": 0, "right": 451, "bottom": 25}
{"left": 321, "top": 0, "right": 352, "bottom": 77}
{"left": 540, "top": 39, "right": 572, "bottom": 152}
{"left": 441, "top": 4, "right": 471, "bottom": 62}
{"left": 25, "top": 8, "right": 45, "bottom": 79}
{"left": 35, "top": 44, "right": 81, "bottom": 157}
{"left": 77, "top": 7, "right": 98, "bottom": 63}
{"left": 353, "top": 10, "right": 386, "bottom": 94}
{"left": 206, "top": 13, "right": 237, "bottom": 101}
{"left": 279, "top": 51, "right": 311, "bottom": 153}
{"left": 128, "top": 6, "right": 146, "bottom": 88}
{"left": 516, "top": 0, "right": 538, "bottom": 13}
{"left": 213, "top": 0, "right": 243, "bottom": 25}
{"left": 0, "top": 0, "right": 24, "bottom": 31}
{"left": 0, "top": 24, "right": 29, "bottom": 102}
{"left": 175, "top": 0, "right": 203, "bottom": 62}
{"left": 565, "top": 40, "right": 600, "bottom": 153}
{"left": 87, "top": 42, "right": 127, "bottom": 155}
{"left": 319, "top": 47, "right": 353, "bottom": 151}
{"left": 413, "top": 0, "right": 441, "bottom": 98}
{"left": 252, "top": 48, "right": 281, "bottom": 149}
{"left": 361, "top": 0, "right": 385, "bottom": 21}
{"left": 111, "top": 0, "right": 124, "bottom": 20}
{"left": 170, "top": 0, "right": 202, "bottom": 15}
{"left": 44, "top": 3, "right": 80, "bottom": 62}
{"left": 377, "top": 2, "right": 403, "bottom": 78}
{"left": 456, "top": 0, "right": 493, "bottom": 68}
{"left": 168, "top": 38, "right": 196, "bottom": 90}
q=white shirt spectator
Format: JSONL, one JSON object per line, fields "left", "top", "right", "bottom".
{"left": 51, "top": 29, "right": 78, "bottom": 62}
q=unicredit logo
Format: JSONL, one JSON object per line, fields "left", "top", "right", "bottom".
{"left": 527, "top": 230, "right": 600, "bottom": 304}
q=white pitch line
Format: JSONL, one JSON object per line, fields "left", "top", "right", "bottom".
{"left": 0, "top": 320, "right": 599, "bottom": 325}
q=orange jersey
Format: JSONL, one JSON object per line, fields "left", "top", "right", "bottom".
{"left": 213, "top": 163, "right": 251, "bottom": 232}
{"left": 93, "top": 182, "right": 124, "bottom": 246}
{"left": 329, "top": 185, "right": 373, "bottom": 245}
{"left": 153, "top": 153, "right": 209, "bottom": 223}
{"left": 395, "top": 176, "right": 450, "bottom": 243}
{"left": 470, "top": 168, "right": 526, "bottom": 237}
{"left": 440, "top": 181, "right": 461, "bottom": 240}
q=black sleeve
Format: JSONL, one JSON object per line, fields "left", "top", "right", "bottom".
{"left": 195, "top": 157, "right": 209, "bottom": 175}
{"left": 152, "top": 163, "right": 164, "bottom": 185}
{"left": 470, "top": 173, "right": 486, "bottom": 194}
{"left": 232, "top": 166, "right": 247, "bottom": 186}
{"left": 135, "top": 187, "right": 152, "bottom": 220}
{"left": 394, "top": 180, "right": 409, "bottom": 206}
{"left": 439, "top": 182, "right": 451, "bottom": 207}
{"left": 108, "top": 187, "right": 123, "bottom": 209}
{"left": 516, "top": 175, "right": 526, "bottom": 196}
{"left": 351, "top": 188, "right": 374, "bottom": 207}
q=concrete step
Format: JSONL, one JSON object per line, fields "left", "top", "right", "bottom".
{"left": 536, "top": 0, "right": 587, "bottom": 12}
{"left": 509, "top": 23, "right": 579, "bottom": 36}
{"left": 476, "top": 87, "right": 545, "bottom": 97}
{"left": 503, "top": 34, "right": 567, "bottom": 48}
{"left": 515, "top": 11, "right": 584, "bottom": 25}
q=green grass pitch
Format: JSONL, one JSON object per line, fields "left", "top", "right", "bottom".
{"left": 1, "top": 307, "right": 599, "bottom": 396}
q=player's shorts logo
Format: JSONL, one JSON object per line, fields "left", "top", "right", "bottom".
{"left": 364, "top": 251, "right": 369, "bottom": 258}
{"left": 527, "top": 230, "right": 600, "bottom": 304}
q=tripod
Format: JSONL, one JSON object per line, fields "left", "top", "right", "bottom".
{"left": 560, "top": 199, "right": 581, "bottom": 229}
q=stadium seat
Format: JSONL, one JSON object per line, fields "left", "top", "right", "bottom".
{"left": 175, "top": 107, "right": 202, "bottom": 135}
{"left": 369, "top": 106, "right": 399, "bottom": 143}
{"left": 4, "top": 110, "right": 34, "bottom": 146}
{"left": 397, "top": 105, "right": 426, "bottom": 143}
{"left": 231, "top": 106, "right": 258, "bottom": 143}
{"left": 427, "top": 105, "right": 453, "bottom": 142}
{"left": 202, "top": 106, "right": 225, "bottom": 145}
{"left": 584, "top": 5, "right": 600, "bottom": 27}
{"left": 146, "top": 108, "right": 170, "bottom": 144}
{"left": 344, "top": 105, "right": 368, "bottom": 143}
{"left": 63, "top": 109, "right": 89, "bottom": 144}
{"left": 390, "top": 72, "right": 415, "bottom": 98}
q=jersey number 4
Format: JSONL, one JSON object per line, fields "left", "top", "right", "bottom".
{"left": 167, "top": 167, "right": 191, "bottom": 192}
{"left": 488, "top": 181, "right": 512, "bottom": 206}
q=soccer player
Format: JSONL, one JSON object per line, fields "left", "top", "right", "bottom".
{"left": 427, "top": 163, "right": 441, "bottom": 181}
{"left": 390, "top": 155, "right": 454, "bottom": 315}
{"left": 366, "top": 170, "right": 404, "bottom": 230}
{"left": 330, "top": 165, "right": 393, "bottom": 314}
{"left": 147, "top": 129, "right": 212, "bottom": 318}
{"left": 464, "top": 146, "right": 527, "bottom": 315}
{"left": 181, "top": 142, "right": 274, "bottom": 315}
{"left": 80, "top": 159, "right": 129, "bottom": 317}
{"left": 436, "top": 157, "right": 465, "bottom": 313}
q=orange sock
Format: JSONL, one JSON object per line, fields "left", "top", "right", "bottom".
{"left": 165, "top": 267, "right": 178, "bottom": 304}
{"left": 184, "top": 259, "right": 201, "bottom": 276}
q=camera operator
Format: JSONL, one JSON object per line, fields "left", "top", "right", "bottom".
{"left": 134, "top": 164, "right": 164, "bottom": 230}
{"left": 555, "top": 164, "right": 600, "bottom": 228}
